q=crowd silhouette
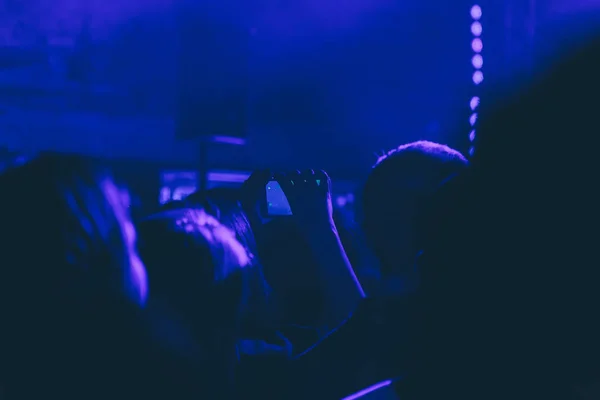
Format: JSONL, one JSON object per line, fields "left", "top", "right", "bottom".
{"left": 1, "top": 22, "right": 600, "bottom": 400}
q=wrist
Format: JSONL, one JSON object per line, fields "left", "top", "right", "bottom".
{"left": 300, "top": 216, "right": 336, "bottom": 235}
{"left": 305, "top": 223, "right": 340, "bottom": 250}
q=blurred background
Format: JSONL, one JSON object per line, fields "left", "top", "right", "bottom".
{"left": 0, "top": 0, "right": 588, "bottom": 216}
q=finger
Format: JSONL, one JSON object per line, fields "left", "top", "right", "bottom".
{"left": 277, "top": 171, "right": 301, "bottom": 198}
{"left": 245, "top": 169, "right": 272, "bottom": 186}
{"left": 273, "top": 172, "right": 289, "bottom": 191}
{"left": 242, "top": 171, "right": 269, "bottom": 199}
{"left": 315, "top": 169, "right": 331, "bottom": 190}
{"left": 301, "top": 169, "right": 316, "bottom": 179}
{"left": 301, "top": 169, "right": 319, "bottom": 188}
{"left": 287, "top": 170, "right": 302, "bottom": 186}
{"left": 241, "top": 170, "right": 270, "bottom": 207}
{"left": 240, "top": 170, "right": 272, "bottom": 219}
{"left": 260, "top": 169, "right": 274, "bottom": 182}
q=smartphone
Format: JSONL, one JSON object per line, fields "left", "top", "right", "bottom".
{"left": 265, "top": 178, "right": 322, "bottom": 216}
{"left": 266, "top": 181, "right": 292, "bottom": 216}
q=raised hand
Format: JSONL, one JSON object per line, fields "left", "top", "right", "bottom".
{"left": 274, "top": 169, "right": 334, "bottom": 232}
{"left": 271, "top": 169, "right": 365, "bottom": 330}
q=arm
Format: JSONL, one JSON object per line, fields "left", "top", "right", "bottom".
{"left": 306, "top": 224, "right": 366, "bottom": 332}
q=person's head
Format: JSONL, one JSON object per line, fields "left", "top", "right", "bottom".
{"left": 405, "top": 33, "right": 600, "bottom": 400}
{"left": 137, "top": 208, "right": 251, "bottom": 391}
{"left": 186, "top": 187, "right": 272, "bottom": 331}
{"left": 361, "top": 141, "right": 468, "bottom": 292}
{"left": 0, "top": 153, "right": 149, "bottom": 397}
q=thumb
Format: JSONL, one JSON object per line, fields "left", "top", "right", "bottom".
{"left": 242, "top": 170, "right": 272, "bottom": 203}
{"left": 245, "top": 169, "right": 271, "bottom": 189}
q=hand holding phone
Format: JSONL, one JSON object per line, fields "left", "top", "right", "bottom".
{"left": 266, "top": 180, "right": 293, "bottom": 216}
{"left": 240, "top": 169, "right": 273, "bottom": 226}
{"left": 272, "top": 169, "right": 333, "bottom": 229}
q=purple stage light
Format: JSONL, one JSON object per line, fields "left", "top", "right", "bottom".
{"left": 470, "top": 96, "right": 480, "bottom": 110}
{"left": 211, "top": 135, "right": 247, "bottom": 146}
{"left": 469, "top": 5, "right": 483, "bottom": 156}
{"left": 207, "top": 171, "right": 251, "bottom": 183}
{"left": 469, "top": 113, "right": 478, "bottom": 126}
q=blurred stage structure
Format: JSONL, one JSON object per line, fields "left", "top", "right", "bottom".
{"left": 0, "top": 0, "right": 574, "bottom": 209}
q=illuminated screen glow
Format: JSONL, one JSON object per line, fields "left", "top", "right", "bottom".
{"left": 266, "top": 181, "right": 292, "bottom": 216}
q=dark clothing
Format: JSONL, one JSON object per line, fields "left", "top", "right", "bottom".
{"left": 237, "top": 296, "right": 420, "bottom": 399}
{"left": 236, "top": 325, "right": 320, "bottom": 398}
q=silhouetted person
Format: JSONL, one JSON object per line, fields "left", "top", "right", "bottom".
{"left": 137, "top": 208, "right": 252, "bottom": 399}
{"left": 186, "top": 187, "right": 272, "bottom": 329}
{"left": 186, "top": 187, "right": 302, "bottom": 398}
{"left": 361, "top": 140, "right": 468, "bottom": 295}
{"left": 0, "top": 154, "right": 150, "bottom": 399}
{"left": 400, "top": 27, "right": 600, "bottom": 400}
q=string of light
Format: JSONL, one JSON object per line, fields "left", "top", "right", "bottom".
{"left": 469, "top": 5, "right": 482, "bottom": 156}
